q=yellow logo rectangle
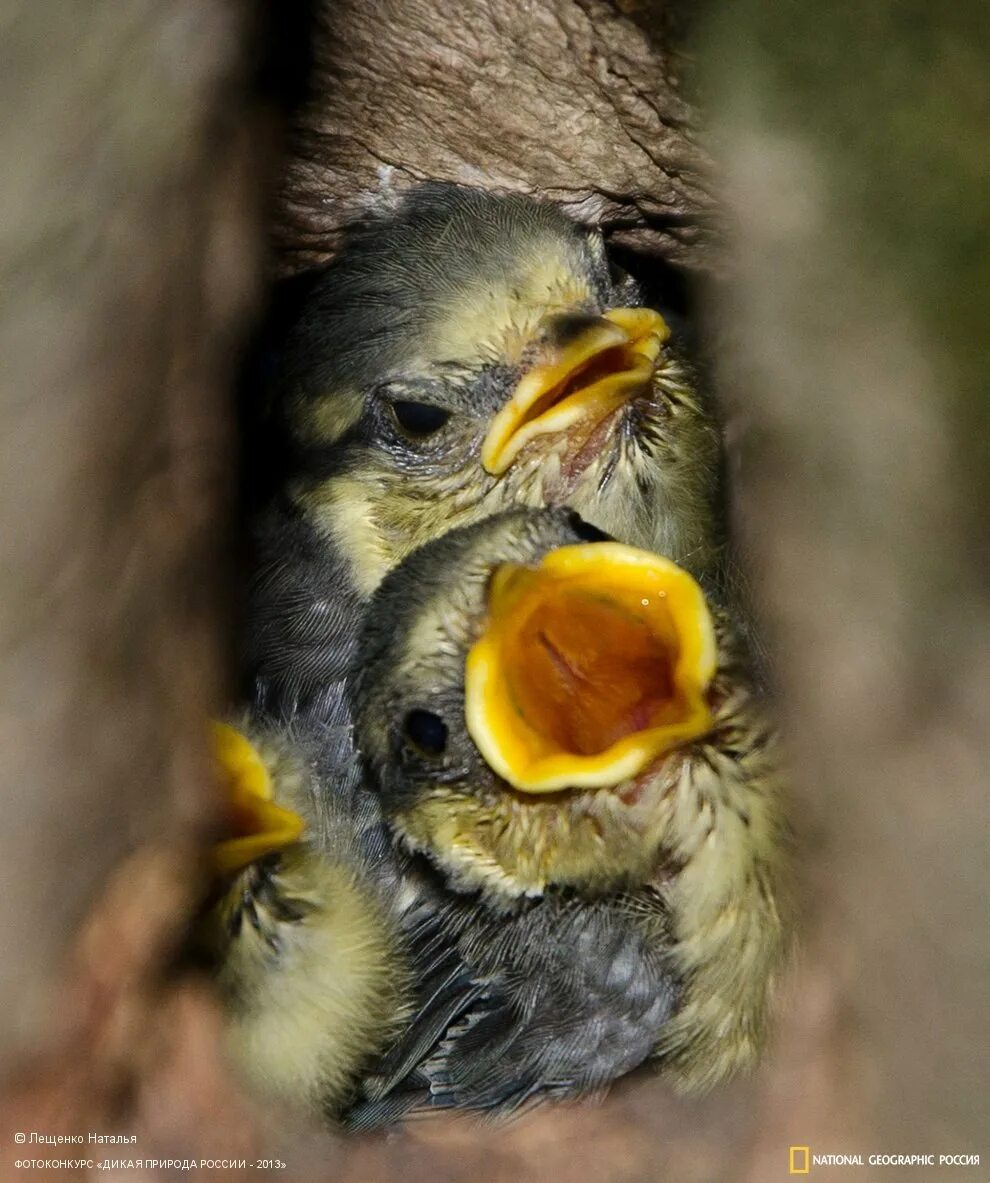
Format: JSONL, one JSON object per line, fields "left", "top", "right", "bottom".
{"left": 789, "top": 1146, "right": 810, "bottom": 1174}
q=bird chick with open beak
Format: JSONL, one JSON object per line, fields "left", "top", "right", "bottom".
{"left": 248, "top": 183, "right": 719, "bottom": 720}
{"left": 199, "top": 721, "right": 410, "bottom": 1117}
{"left": 347, "top": 508, "right": 788, "bottom": 1118}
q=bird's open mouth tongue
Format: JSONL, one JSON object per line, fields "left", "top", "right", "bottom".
{"left": 481, "top": 307, "right": 669, "bottom": 476}
{"left": 211, "top": 722, "right": 305, "bottom": 875}
{"left": 465, "top": 543, "right": 716, "bottom": 792}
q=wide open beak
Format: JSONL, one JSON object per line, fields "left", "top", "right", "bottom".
{"left": 465, "top": 543, "right": 716, "bottom": 792}
{"left": 211, "top": 722, "right": 305, "bottom": 876}
{"left": 481, "top": 308, "right": 669, "bottom": 476}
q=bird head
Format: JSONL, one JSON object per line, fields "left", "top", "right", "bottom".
{"left": 350, "top": 509, "right": 726, "bottom": 900}
{"left": 211, "top": 722, "right": 306, "bottom": 877}
{"left": 271, "top": 185, "right": 719, "bottom": 598}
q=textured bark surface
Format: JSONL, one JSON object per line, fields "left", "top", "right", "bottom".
{"left": 274, "top": 0, "right": 716, "bottom": 274}
{"left": 0, "top": 0, "right": 260, "bottom": 1099}
{"left": 705, "top": 1, "right": 990, "bottom": 1175}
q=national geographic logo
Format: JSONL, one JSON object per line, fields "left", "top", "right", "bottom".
{"left": 788, "top": 1147, "right": 981, "bottom": 1173}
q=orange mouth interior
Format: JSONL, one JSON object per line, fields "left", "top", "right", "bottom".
{"left": 512, "top": 590, "right": 678, "bottom": 755}
{"left": 481, "top": 308, "right": 669, "bottom": 476}
{"left": 465, "top": 543, "right": 716, "bottom": 792}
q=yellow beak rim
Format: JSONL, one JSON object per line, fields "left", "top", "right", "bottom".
{"left": 211, "top": 722, "right": 306, "bottom": 876}
{"left": 480, "top": 307, "right": 670, "bottom": 476}
{"left": 464, "top": 543, "right": 716, "bottom": 793}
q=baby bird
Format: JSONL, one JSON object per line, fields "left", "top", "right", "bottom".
{"left": 247, "top": 183, "right": 720, "bottom": 719}
{"left": 346, "top": 508, "right": 788, "bottom": 1119}
{"left": 200, "top": 722, "right": 410, "bottom": 1117}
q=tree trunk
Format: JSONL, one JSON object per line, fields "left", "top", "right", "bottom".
{"left": 275, "top": 0, "right": 716, "bottom": 274}
{"left": 0, "top": 0, "right": 264, "bottom": 1171}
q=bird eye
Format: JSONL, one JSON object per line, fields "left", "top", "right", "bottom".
{"left": 566, "top": 509, "right": 613, "bottom": 543}
{"left": 403, "top": 709, "right": 449, "bottom": 756}
{"left": 390, "top": 400, "right": 452, "bottom": 438}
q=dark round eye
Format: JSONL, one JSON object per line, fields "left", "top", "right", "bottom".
{"left": 566, "top": 509, "right": 613, "bottom": 542}
{"left": 390, "top": 400, "right": 452, "bottom": 438}
{"left": 403, "top": 709, "right": 449, "bottom": 756}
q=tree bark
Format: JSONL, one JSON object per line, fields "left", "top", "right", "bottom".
{"left": 274, "top": 0, "right": 717, "bottom": 274}
{"left": 0, "top": 0, "right": 262, "bottom": 1150}
{"left": 706, "top": 3, "right": 989, "bottom": 1174}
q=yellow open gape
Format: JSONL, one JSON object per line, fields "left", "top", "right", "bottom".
{"left": 481, "top": 307, "right": 670, "bottom": 475}
{"left": 211, "top": 722, "right": 305, "bottom": 876}
{"left": 465, "top": 544, "right": 717, "bottom": 792}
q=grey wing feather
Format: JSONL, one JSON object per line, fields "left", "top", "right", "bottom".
{"left": 347, "top": 888, "right": 679, "bottom": 1125}
{"left": 247, "top": 504, "right": 363, "bottom": 724}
